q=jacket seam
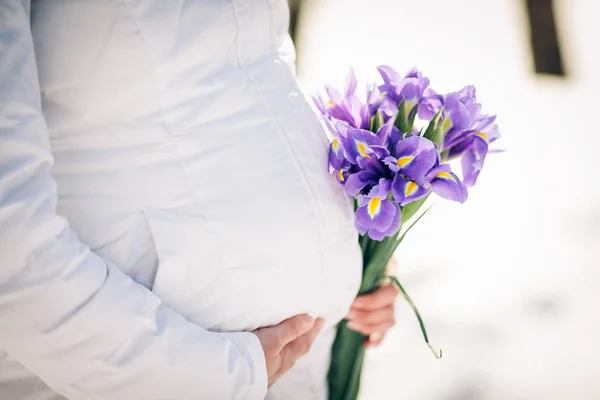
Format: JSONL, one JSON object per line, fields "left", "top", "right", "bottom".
{"left": 228, "top": 0, "right": 326, "bottom": 291}
{"left": 120, "top": 0, "right": 201, "bottom": 210}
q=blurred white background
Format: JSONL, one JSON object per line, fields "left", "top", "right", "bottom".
{"left": 294, "top": 0, "right": 600, "bottom": 398}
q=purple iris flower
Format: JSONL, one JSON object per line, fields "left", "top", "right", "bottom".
{"left": 441, "top": 107, "right": 500, "bottom": 187}
{"left": 383, "top": 136, "right": 438, "bottom": 185}
{"left": 344, "top": 153, "right": 391, "bottom": 196}
{"left": 335, "top": 164, "right": 353, "bottom": 184}
{"left": 328, "top": 135, "right": 348, "bottom": 171}
{"left": 424, "top": 164, "right": 468, "bottom": 203}
{"left": 366, "top": 82, "right": 384, "bottom": 116}
{"left": 439, "top": 86, "right": 483, "bottom": 149}
{"left": 458, "top": 121, "right": 501, "bottom": 186}
{"left": 329, "top": 120, "right": 394, "bottom": 193}
{"left": 445, "top": 114, "right": 496, "bottom": 155}
{"left": 322, "top": 66, "right": 499, "bottom": 211}
{"left": 354, "top": 179, "right": 401, "bottom": 241}
{"left": 377, "top": 65, "right": 431, "bottom": 120}
{"left": 391, "top": 173, "right": 431, "bottom": 207}
{"left": 380, "top": 136, "right": 438, "bottom": 206}
{"left": 338, "top": 125, "right": 383, "bottom": 164}
{"left": 313, "top": 69, "right": 371, "bottom": 130}
{"left": 374, "top": 117, "right": 402, "bottom": 154}
{"left": 417, "top": 87, "right": 444, "bottom": 120}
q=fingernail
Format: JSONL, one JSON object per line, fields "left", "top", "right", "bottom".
{"left": 301, "top": 314, "right": 314, "bottom": 328}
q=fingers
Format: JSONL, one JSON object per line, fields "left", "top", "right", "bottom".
{"left": 346, "top": 303, "right": 395, "bottom": 342}
{"left": 276, "top": 318, "right": 324, "bottom": 380}
{"left": 347, "top": 318, "right": 395, "bottom": 336}
{"left": 351, "top": 283, "right": 398, "bottom": 311}
{"left": 346, "top": 305, "right": 394, "bottom": 326}
{"left": 254, "top": 315, "right": 324, "bottom": 388}
{"left": 283, "top": 317, "right": 324, "bottom": 359}
{"left": 347, "top": 283, "right": 399, "bottom": 346}
{"left": 270, "top": 314, "right": 315, "bottom": 351}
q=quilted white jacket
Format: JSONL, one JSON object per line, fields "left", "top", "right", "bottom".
{"left": 0, "top": 0, "right": 362, "bottom": 399}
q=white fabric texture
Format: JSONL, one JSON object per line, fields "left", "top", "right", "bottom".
{"left": 0, "top": 1, "right": 362, "bottom": 399}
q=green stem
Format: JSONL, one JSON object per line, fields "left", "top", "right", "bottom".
{"left": 389, "top": 275, "right": 442, "bottom": 359}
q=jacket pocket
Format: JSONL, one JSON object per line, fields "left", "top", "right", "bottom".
{"left": 142, "top": 206, "right": 228, "bottom": 330}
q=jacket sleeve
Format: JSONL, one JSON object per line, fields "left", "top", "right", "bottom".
{"left": 0, "top": 2, "right": 267, "bottom": 399}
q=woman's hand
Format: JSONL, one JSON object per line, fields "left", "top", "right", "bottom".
{"left": 253, "top": 315, "right": 324, "bottom": 387}
{"left": 346, "top": 258, "right": 399, "bottom": 348}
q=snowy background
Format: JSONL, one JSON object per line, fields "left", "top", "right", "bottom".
{"left": 295, "top": 0, "right": 600, "bottom": 398}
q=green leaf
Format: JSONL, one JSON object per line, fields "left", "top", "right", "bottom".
{"left": 359, "top": 233, "right": 370, "bottom": 257}
{"left": 370, "top": 110, "right": 385, "bottom": 134}
{"left": 389, "top": 275, "right": 442, "bottom": 359}
{"left": 423, "top": 109, "right": 443, "bottom": 140}
{"left": 430, "top": 124, "right": 445, "bottom": 149}
{"left": 401, "top": 194, "right": 430, "bottom": 224}
{"left": 394, "top": 99, "right": 407, "bottom": 133}
{"left": 377, "top": 110, "right": 385, "bottom": 132}
{"left": 439, "top": 149, "right": 450, "bottom": 162}
{"left": 405, "top": 106, "right": 418, "bottom": 135}
{"left": 369, "top": 115, "right": 376, "bottom": 132}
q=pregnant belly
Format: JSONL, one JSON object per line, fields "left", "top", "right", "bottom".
{"left": 171, "top": 120, "right": 361, "bottom": 332}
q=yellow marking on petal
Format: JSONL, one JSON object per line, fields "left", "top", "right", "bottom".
{"left": 436, "top": 171, "right": 454, "bottom": 181}
{"left": 397, "top": 156, "right": 415, "bottom": 168}
{"left": 332, "top": 138, "right": 339, "bottom": 152}
{"left": 475, "top": 131, "right": 489, "bottom": 143}
{"left": 368, "top": 197, "right": 382, "bottom": 219}
{"left": 404, "top": 181, "right": 419, "bottom": 197}
{"left": 338, "top": 170, "right": 345, "bottom": 182}
{"left": 327, "top": 99, "right": 334, "bottom": 105}
{"left": 357, "top": 141, "right": 371, "bottom": 158}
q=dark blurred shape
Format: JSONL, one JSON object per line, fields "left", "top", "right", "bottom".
{"left": 525, "top": 0, "right": 566, "bottom": 76}
{"left": 443, "top": 381, "right": 485, "bottom": 400}
{"left": 528, "top": 294, "right": 563, "bottom": 316}
{"left": 288, "top": 0, "right": 302, "bottom": 45}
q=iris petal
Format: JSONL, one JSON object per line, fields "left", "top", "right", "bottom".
{"left": 367, "top": 197, "right": 382, "bottom": 218}
{"left": 426, "top": 165, "right": 468, "bottom": 203}
{"left": 339, "top": 127, "right": 381, "bottom": 164}
{"left": 397, "top": 156, "right": 415, "bottom": 168}
{"left": 392, "top": 175, "right": 431, "bottom": 206}
{"left": 394, "top": 136, "right": 438, "bottom": 184}
{"left": 355, "top": 197, "right": 396, "bottom": 232}
{"left": 367, "top": 203, "right": 401, "bottom": 241}
{"left": 328, "top": 139, "right": 347, "bottom": 170}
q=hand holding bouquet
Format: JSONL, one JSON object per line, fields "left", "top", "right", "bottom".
{"left": 313, "top": 65, "right": 501, "bottom": 400}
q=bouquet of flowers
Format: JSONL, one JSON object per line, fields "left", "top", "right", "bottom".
{"left": 313, "top": 65, "right": 501, "bottom": 400}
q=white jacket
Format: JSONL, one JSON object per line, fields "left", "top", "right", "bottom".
{"left": 0, "top": 1, "right": 362, "bottom": 399}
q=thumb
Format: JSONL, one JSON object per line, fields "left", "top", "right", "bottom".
{"left": 271, "top": 314, "right": 315, "bottom": 351}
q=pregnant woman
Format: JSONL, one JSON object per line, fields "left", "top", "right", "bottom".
{"left": 0, "top": 1, "right": 398, "bottom": 399}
